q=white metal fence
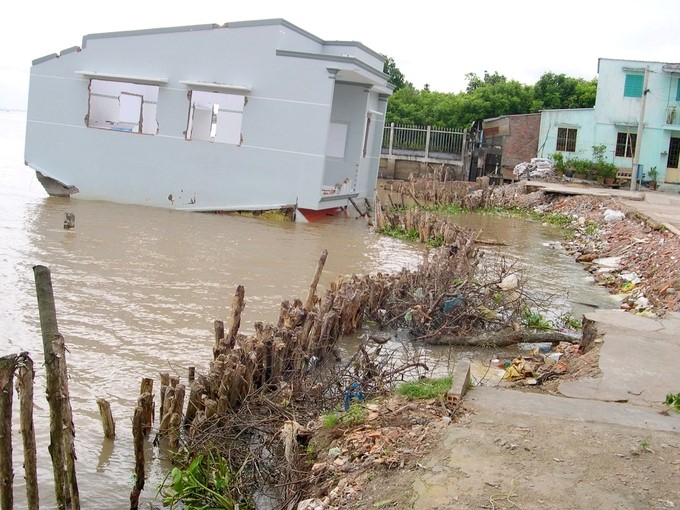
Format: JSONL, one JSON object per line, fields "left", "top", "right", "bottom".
{"left": 382, "top": 122, "right": 466, "bottom": 157}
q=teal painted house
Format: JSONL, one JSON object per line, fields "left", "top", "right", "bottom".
{"left": 538, "top": 58, "right": 680, "bottom": 187}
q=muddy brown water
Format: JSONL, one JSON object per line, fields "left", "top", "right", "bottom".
{"left": 0, "top": 111, "right": 617, "bottom": 508}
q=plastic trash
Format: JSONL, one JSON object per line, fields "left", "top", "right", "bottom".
{"left": 544, "top": 352, "right": 563, "bottom": 364}
{"left": 603, "top": 209, "right": 625, "bottom": 222}
{"left": 343, "top": 382, "right": 364, "bottom": 411}
{"left": 518, "top": 342, "right": 552, "bottom": 353}
{"left": 443, "top": 296, "right": 463, "bottom": 312}
{"left": 498, "top": 274, "right": 519, "bottom": 291}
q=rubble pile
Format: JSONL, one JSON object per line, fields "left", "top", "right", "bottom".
{"left": 298, "top": 395, "right": 454, "bottom": 510}
{"left": 545, "top": 195, "right": 680, "bottom": 315}
{"left": 496, "top": 341, "right": 585, "bottom": 386}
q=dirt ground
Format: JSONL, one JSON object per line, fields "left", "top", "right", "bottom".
{"left": 301, "top": 375, "right": 680, "bottom": 510}
{"left": 346, "top": 403, "right": 680, "bottom": 510}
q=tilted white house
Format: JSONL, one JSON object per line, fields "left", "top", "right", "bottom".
{"left": 24, "top": 19, "right": 393, "bottom": 221}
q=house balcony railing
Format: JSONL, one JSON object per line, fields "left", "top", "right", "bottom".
{"left": 382, "top": 122, "right": 466, "bottom": 159}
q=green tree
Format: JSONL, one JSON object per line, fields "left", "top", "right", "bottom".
{"left": 385, "top": 70, "right": 597, "bottom": 129}
{"left": 465, "top": 71, "right": 507, "bottom": 93}
{"left": 532, "top": 72, "right": 597, "bottom": 110}
{"left": 382, "top": 56, "right": 412, "bottom": 92}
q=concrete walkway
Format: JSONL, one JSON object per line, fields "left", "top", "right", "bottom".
{"left": 464, "top": 310, "right": 680, "bottom": 433}
{"left": 559, "top": 310, "right": 680, "bottom": 409}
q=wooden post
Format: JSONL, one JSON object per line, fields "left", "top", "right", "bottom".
{"left": 213, "top": 320, "right": 224, "bottom": 355}
{"left": 139, "top": 378, "right": 154, "bottom": 437}
{"left": 33, "top": 265, "right": 67, "bottom": 510}
{"left": 159, "top": 372, "right": 169, "bottom": 422}
{"left": 183, "top": 381, "right": 205, "bottom": 429}
{"left": 129, "top": 401, "right": 145, "bottom": 510}
{"left": 96, "top": 399, "right": 116, "bottom": 439}
{"left": 0, "top": 354, "right": 18, "bottom": 510}
{"left": 226, "top": 286, "right": 245, "bottom": 348}
{"left": 63, "top": 212, "right": 75, "bottom": 230}
{"left": 53, "top": 333, "right": 80, "bottom": 509}
{"left": 348, "top": 197, "right": 366, "bottom": 217}
{"left": 305, "top": 250, "right": 328, "bottom": 312}
{"left": 188, "top": 367, "right": 195, "bottom": 383}
{"left": 16, "top": 353, "right": 39, "bottom": 510}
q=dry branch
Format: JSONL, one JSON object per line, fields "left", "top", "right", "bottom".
{"left": 419, "top": 330, "right": 579, "bottom": 347}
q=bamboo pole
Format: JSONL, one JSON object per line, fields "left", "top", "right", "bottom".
{"left": 33, "top": 265, "right": 67, "bottom": 510}
{"left": 0, "top": 354, "right": 18, "bottom": 510}
{"left": 53, "top": 333, "right": 80, "bottom": 509}
{"left": 16, "top": 353, "right": 39, "bottom": 510}
{"left": 304, "top": 250, "right": 328, "bottom": 311}
{"left": 96, "top": 399, "right": 116, "bottom": 439}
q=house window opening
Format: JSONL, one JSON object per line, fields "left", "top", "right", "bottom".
{"left": 615, "top": 132, "right": 637, "bottom": 158}
{"left": 668, "top": 138, "right": 680, "bottom": 169}
{"left": 87, "top": 79, "right": 159, "bottom": 134}
{"left": 186, "top": 90, "right": 244, "bottom": 145}
{"left": 556, "top": 127, "right": 577, "bottom": 152}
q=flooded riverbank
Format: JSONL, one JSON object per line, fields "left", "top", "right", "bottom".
{"left": 0, "top": 111, "right": 617, "bottom": 507}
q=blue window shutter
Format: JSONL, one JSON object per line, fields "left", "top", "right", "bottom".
{"left": 624, "top": 74, "right": 643, "bottom": 97}
{"left": 677, "top": 80, "right": 680, "bottom": 101}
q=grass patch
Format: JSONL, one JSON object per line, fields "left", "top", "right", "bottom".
{"left": 664, "top": 392, "right": 680, "bottom": 412}
{"left": 322, "top": 403, "right": 368, "bottom": 428}
{"left": 378, "top": 225, "right": 420, "bottom": 242}
{"left": 397, "top": 376, "right": 452, "bottom": 399}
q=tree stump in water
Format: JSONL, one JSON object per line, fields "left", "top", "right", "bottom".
{"left": 96, "top": 398, "right": 116, "bottom": 439}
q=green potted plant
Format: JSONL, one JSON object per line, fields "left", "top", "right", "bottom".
{"left": 647, "top": 166, "right": 659, "bottom": 190}
{"left": 597, "top": 162, "right": 617, "bottom": 186}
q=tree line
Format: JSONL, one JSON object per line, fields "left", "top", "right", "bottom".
{"left": 382, "top": 57, "right": 597, "bottom": 129}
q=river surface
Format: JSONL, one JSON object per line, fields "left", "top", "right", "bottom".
{"left": 1, "top": 110, "right": 617, "bottom": 508}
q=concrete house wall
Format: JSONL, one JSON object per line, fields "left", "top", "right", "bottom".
{"left": 537, "top": 108, "right": 596, "bottom": 160}
{"left": 24, "top": 19, "right": 392, "bottom": 215}
{"left": 594, "top": 59, "right": 680, "bottom": 184}
{"left": 538, "top": 58, "right": 680, "bottom": 186}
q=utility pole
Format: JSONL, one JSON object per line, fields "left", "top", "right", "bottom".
{"left": 630, "top": 66, "right": 650, "bottom": 191}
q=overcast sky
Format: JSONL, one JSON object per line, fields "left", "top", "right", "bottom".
{"left": 2, "top": 0, "right": 679, "bottom": 110}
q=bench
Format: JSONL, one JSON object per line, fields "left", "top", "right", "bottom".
{"left": 616, "top": 168, "right": 633, "bottom": 185}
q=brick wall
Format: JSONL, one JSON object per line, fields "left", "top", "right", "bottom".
{"left": 501, "top": 114, "right": 541, "bottom": 170}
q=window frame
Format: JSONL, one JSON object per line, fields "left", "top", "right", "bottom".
{"left": 624, "top": 74, "right": 644, "bottom": 98}
{"left": 555, "top": 127, "right": 577, "bottom": 152}
{"left": 86, "top": 78, "right": 159, "bottom": 135}
{"left": 615, "top": 132, "right": 637, "bottom": 158}
{"left": 185, "top": 90, "right": 245, "bottom": 146}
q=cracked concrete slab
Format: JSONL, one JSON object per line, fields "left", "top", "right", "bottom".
{"left": 559, "top": 310, "right": 680, "bottom": 407}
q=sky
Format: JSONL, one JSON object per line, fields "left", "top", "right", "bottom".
{"left": 2, "top": 0, "right": 679, "bottom": 110}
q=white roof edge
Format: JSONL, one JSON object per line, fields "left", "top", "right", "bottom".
{"left": 76, "top": 70, "right": 168, "bottom": 84}
{"left": 179, "top": 80, "right": 252, "bottom": 93}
